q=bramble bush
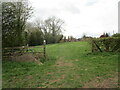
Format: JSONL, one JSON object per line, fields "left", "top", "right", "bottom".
{"left": 91, "top": 37, "right": 120, "bottom": 52}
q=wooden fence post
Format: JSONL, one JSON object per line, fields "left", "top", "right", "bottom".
{"left": 43, "top": 40, "right": 46, "bottom": 58}
{"left": 92, "top": 40, "right": 94, "bottom": 52}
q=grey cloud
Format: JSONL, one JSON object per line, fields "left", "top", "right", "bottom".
{"left": 86, "top": 0, "right": 99, "bottom": 6}
{"left": 63, "top": 3, "right": 80, "bottom": 14}
{"left": 35, "top": 8, "right": 61, "bottom": 17}
{"left": 37, "top": 8, "right": 59, "bottom": 14}
{"left": 35, "top": 3, "right": 80, "bottom": 18}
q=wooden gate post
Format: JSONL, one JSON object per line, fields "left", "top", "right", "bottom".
{"left": 43, "top": 40, "right": 46, "bottom": 58}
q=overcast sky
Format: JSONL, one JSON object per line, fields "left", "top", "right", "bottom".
{"left": 28, "top": 0, "right": 119, "bottom": 38}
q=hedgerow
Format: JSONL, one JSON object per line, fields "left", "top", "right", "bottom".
{"left": 91, "top": 37, "right": 120, "bottom": 52}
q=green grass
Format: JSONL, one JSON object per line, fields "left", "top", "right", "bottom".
{"left": 2, "top": 41, "right": 119, "bottom": 88}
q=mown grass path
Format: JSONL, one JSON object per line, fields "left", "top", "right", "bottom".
{"left": 3, "top": 41, "right": 119, "bottom": 88}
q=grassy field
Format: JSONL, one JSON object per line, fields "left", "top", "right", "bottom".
{"left": 2, "top": 41, "right": 119, "bottom": 88}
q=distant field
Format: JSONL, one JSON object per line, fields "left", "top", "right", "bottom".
{"left": 2, "top": 41, "right": 119, "bottom": 88}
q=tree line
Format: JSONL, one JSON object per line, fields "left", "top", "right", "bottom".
{"left": 26, "top": 16, "right": 64, "bottom": 46}
{"left": 2, "top": 2, "right": 65, "bottom": 47}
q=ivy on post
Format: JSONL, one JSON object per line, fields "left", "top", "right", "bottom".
{"left": 43, "top": 40, "right": 46, "bottom": 58}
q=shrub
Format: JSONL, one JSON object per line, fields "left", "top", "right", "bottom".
{"left": 91, "top": 37, "right": 120, "bottom": 52}
{"left": 28, "top": 30, "right": 44, "bottom": 46}
{"left": 112, "top": 33, "right": 120, "bottom": 37}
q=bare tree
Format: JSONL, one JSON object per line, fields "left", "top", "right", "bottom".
{"left": 35, "top": 16, "right": 65, "bottom": 44}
